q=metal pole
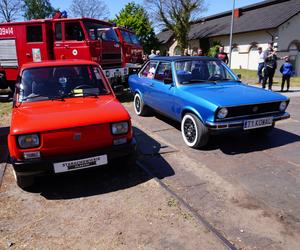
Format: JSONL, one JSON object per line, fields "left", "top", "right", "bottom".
{"left": 228, "top": 0, "right": 235, "bottom": 68}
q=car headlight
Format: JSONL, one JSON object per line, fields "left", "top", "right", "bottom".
{"left": 279, "top": 101, "right": 287, "bottom": 112}
{"left": 111, "top": 122, "right": 129, "bottom": 135}
{"left": 17, "top": 134, "right": 40, "bottom": 149}
{"left": 217, "top": 108, "right": 228, "bottom": 119}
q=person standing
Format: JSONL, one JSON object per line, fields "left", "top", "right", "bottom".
{"left": 155, "top": 50, "right": 161, "bottom": 56}
{"left": 215, "top": 46, "right": 229, "bottom": 64}
{"left": 197, "top": 48, "right": 204, "bottom": 56}
{"left": 262, "top": 42, "right": 278, "bottom": 90}
{"left": 183, "top": 49, "right": 190, "bottom": 56}
{"left": 257, "top": 47, "right": 264, "bottom": 84}
{"left": 280, "top": 56, "right": 294, "bottom": 92}
{"left": 149, "top": 49, "right": 156, "bottom": 59}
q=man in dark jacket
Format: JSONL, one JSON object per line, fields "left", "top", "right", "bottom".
{"left": 262, "top": 42, "right": 278, "bottom": 90}
{"left": 215, "top": 46, "right": 229, "bottom": 64}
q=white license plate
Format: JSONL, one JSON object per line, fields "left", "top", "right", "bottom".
{"left": 243, "top": 117, "right": 273, "bottom": 130}
{"left": 53, "top": 155, "right": 108, "bottom": 173}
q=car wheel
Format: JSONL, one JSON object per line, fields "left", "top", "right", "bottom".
{"left": 181, "top": 113, "right": 209, "bottom": 148}
{"left": 13, "top": 169, "right": 35, "bottom": 189}
{"left": 134, "top": 93, "right": 149, "bottom": 116}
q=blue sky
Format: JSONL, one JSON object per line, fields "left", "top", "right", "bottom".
{"left": 51, "top": 0, "right": 262, "bottom": 20}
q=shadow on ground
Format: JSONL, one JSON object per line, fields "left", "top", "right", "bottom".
{"left": 2, "top": 126, "right": 175, "bottom": 200}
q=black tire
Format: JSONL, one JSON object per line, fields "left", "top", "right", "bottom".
{"left": 181, "top": 113, "right": 209, "bottom": 148}
{"left": 13, "top": 170, "right": 35, "bottom": 189}
{"left": 133, "top": 93, "right": 149, "bottom": 116}
{"left": 0, "top": 73, "right": 8, "bottom": 89}
{"left": 251, "top": 124, "right": 274, "bottom": 136}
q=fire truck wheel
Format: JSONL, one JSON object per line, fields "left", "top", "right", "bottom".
{"left": 0, "top": 73, "right": 8, "bottom": 89}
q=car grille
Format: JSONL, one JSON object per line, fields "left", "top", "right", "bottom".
{"left": 221, "top": 102, "right": 282, "bottom": 120}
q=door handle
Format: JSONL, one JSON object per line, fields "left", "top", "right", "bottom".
{"left": 64, "top": 45, "right": 70, "bottom": 48}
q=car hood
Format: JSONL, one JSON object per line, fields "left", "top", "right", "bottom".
{"left": 181, "top": 82, "right": 288, "bottom": 107}
{"left": 11, "top": 96, "right": 130, "bottom": 135}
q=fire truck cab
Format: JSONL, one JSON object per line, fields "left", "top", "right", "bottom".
{"left": 114, "top": 27, "right": 144, "bottom": 74}
{"left": 0, "top": 17, "right": 128, "bottom": 93}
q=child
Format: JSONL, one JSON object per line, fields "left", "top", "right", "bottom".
{"left": 280, "top": 56, "right": 294, "bottom": 92}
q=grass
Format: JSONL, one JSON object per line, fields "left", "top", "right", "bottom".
{"left": 233, "top": 69, "right": 300, "bottom": 87}
{"left": 0, "top": 102, "right": 12, "bottom": 127}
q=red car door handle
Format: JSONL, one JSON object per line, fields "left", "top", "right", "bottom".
{"left": 64, "top": 45, "right": 70, "bottom": 48}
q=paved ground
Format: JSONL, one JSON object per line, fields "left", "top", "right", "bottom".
{"left": 123, "top": 87, "right": 300, "bottom": 249}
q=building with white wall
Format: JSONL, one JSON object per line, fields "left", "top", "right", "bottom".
{"left": 157, "top": 0, "right": 300, "bottom": 75}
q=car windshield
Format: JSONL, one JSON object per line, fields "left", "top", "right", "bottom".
{"left": 19, "top": 65, "right": 110, "bottom": 102}
{"left": 175, "top": 60, "right": 237, "bottom": 84}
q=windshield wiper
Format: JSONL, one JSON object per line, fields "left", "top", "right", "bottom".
{"left": 22, "top": 94, "right": 45, "bottom": 101}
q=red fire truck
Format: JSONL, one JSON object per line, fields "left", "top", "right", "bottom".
{"left": 0, "top": 17, "right": 128, "bottom": 93}
{"left": 114, "top": 27, "right": 144, "bottom": 74}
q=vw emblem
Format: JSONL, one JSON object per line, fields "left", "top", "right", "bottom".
{"left": 252, "top": 106, "right": 258, "bottom": 113}
{"left": 73, "top": 133, "right": 81, "bottom": 140}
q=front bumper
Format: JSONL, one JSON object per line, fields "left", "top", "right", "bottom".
{"left": 206, "top": 112, "right": 290, "bottom": 132}
{"left": 11, "top": 139, "right": 136, "bottom": 176}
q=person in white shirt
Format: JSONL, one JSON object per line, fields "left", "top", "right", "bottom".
{"left": 149, "top": 49, "right": 156, "bottom": 59}
{"left": 257, "top": 47, "right": 264, "bottom": 84}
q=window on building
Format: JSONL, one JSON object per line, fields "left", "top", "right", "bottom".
{"left": 65, "top": 22, "right": 84, "bottom": 41}
{"left": 55, "top": 22, "right": 62, "bottom": 41}
{"left": 26, "top": 25, "right": 43, "bottom": 43}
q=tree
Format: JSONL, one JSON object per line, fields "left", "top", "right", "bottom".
{"left": 112, "top": 2, "right": 159, "bottom": 54}
{"left": 23, "top": 0, "right": 55, "bottom": 20}
{"left": 70, "top": 0, "right": 109, "bottom": 20}
{"left": 145, "top": 0, "right": 206, "bottom": 54}
{"left": 0, "top": 0, "right": 23, "bottom": 22}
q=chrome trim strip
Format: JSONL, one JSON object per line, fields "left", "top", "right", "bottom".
{"left": 206, "top": 112, "right": 290, "bottom": 130}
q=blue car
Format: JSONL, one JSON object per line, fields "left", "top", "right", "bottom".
{"left": 128, "top": 56, "right": 290, "bottom": 148}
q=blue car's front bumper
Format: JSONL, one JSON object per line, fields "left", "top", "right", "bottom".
{"left": 206, "top": 112, "right": 290, "bottom": 133}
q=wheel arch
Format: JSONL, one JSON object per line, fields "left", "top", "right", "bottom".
{"left": 181, "top": 107, "right": 204, "bottom": 123}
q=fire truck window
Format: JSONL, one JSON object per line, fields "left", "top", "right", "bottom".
{"left": 55, "top": 23, "right": 62, "bottom": 41}
{"left": 65, "top": 22, "right": 84, "bottom": 41}
{"left": 121, "top": 30, "right": 132, "bottom": 43}
{"left": 26, "top": 26, "right": 43, "bottom": 43}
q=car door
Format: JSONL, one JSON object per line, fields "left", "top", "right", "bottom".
{"left": 150, "top": 61, "right": 176, "bottom": 117}
{"left": 54, "top": 21, "right": 90, "bottom": 60}
{"left": 138, "top": 61, "right": 158, "bottom": 106}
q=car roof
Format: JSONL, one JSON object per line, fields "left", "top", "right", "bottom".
{"left": 21, "top": 60, "right": 99, "bottom": 71}
{"left": 150, "top": 56, "right": 218, "bottom": 62}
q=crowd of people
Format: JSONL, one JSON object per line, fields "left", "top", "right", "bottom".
{"left": 143, "top": 43, "right": 294, "bottom": 91}
{"left": 257, "top": 42, "right": 294, "bottom": 92}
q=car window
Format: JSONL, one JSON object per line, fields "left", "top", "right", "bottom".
{"left": 175, "top": 60, "right": 235, "bottom": 84}
{"left": 140, "top": 61, "right": 158, "bottom": 79}
{"left": 154, "top": 62, "right": 173, "bottom": 82}
{"left": 65, "top": 22, "right": 85, "bottom": 41}
{"left": 19, "top": 65, "right": 110, "bottom": 102}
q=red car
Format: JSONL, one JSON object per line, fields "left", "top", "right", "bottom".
{"left": 8, "top": 60, "right": 136, "bottom": 188}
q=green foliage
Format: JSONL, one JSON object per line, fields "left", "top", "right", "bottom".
{"left": 112, "top": 2, "right": 159, "bottom": 53}
{"left": 23, "top": 0, "right": 55, "bottom": 20}
{"left": 207, "top": 40, "right": 222, "bottom": 57}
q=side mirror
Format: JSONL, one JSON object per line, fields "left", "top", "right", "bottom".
{"left": 164, "top": 78, "right": 173, "bottom": 85}
{"left": 237, "top": 74, "right": 242, "bottom": 79}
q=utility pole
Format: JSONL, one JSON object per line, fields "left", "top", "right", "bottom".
{"left": 228, "top": 0, "right": 236, "bottom": 68}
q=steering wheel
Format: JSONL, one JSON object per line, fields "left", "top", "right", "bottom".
{"left": 208, "top": 74, "right": 223, "bottom": 80}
